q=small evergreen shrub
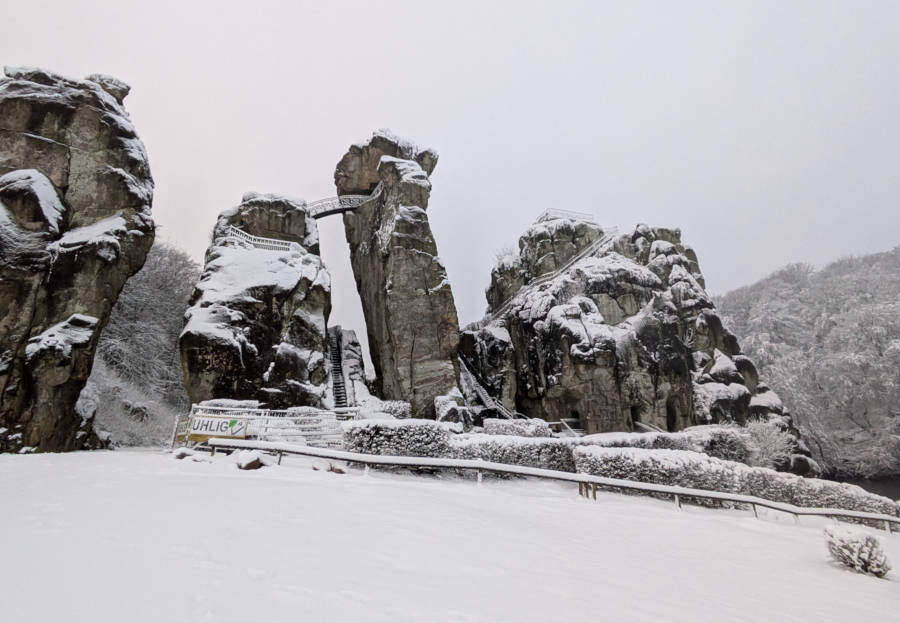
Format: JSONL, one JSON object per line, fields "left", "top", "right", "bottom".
{"left": 824, "top": 527, "right": 892, "bottom": 577}
{"left": 342, "top": 420, "right": 450, "bottom": 457}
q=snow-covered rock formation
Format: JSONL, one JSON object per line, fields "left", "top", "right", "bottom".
{"left": 179, "top": 193, "right": 331, "bottom": 408}
{"left": 0, "top": 67, "right": 155, "bottom": 453}
{"left": 461, "top": 217, "right": 810, "bottom": 469}
{"left": 335, "top": 130, "right": 460, "bottom": 418}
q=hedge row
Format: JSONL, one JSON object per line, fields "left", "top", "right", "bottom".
{"left": 573, "top": 446, "right": 899, "bottom": 517}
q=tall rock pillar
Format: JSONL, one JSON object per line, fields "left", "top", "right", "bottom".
{"left": 335, "top": 130, "right": 459, "bottom": 418}
{"left": 0, "top": 67, "right": 155, "bottom": 452}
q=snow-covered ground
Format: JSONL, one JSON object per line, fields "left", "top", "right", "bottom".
{"left": 1, "top": 450, "right": 896, "bottom": 622}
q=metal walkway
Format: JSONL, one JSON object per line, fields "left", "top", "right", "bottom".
{"left": 306, "top": 182, "right": 384, "bottom": 219}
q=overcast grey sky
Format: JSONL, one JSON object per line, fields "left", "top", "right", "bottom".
{"left": 5, "top": 1, "right": 900, "bottom": 343}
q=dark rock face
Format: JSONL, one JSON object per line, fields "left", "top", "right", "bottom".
{"left": 335, "top": 130, "right": 460, "bottom": 418}
{"left": 0, "top": 67, "right": 154, "bottom": 452}
{"left": 180, "top": 194, "right": 330, "bottom": 409}
{"left": 462, "top": 219, "right": 788, "bottom": 437}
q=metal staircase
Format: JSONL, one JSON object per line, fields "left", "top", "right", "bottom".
{"left": 329, "top": 332, "right": 348, "bottom": 408}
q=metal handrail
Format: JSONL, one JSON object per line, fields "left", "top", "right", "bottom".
{"left": 458, "top": 357, "right": 517, "bottom": 419}
{"left": 485, "top": 226, "right": 620, "bottom": 323}
{"left": 535, "top": 208, "right": 597, "bottom": 224}
{"left": 206, "top": 438, "right": 900, "bottom": 533}
{"left": 224, "top": 226, "right": 296, "bottom": 252}
{"left": 307, "top": 182, "right": 384, "bottom": 219}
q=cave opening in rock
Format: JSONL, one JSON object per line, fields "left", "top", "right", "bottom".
{"left": 630, "top": 405, "right": 641, "bottom": 425}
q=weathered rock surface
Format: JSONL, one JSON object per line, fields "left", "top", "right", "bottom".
{"left": 335, "top": 130, "right": 460, "bottom": 418}
{"left": 462, "top": 218, "right": 797, "bottom": 444}
{"left": 0, "top": 67, "right": 154, "bottom": 452}
{"left": 179, "top": 193, "right": 330, "bottom": 408}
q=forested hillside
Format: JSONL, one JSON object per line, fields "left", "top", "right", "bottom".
{"left": 716, "top": 247, "right": 900, "bottom": 478}
{"left": 79, "top": 242, "right": 200, "bottom": 445}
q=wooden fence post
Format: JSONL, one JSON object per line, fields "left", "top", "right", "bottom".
{"left": 751, "top": 503, "right": 758, "bottom": 519}
{"left": 674, "top": 494, "right": 681, "bottom": 509}
{"left": 364, "top": 465, "right": 370, "bottom": 477}
{"left": 476, "top": 470, "right": 483, "bottom": 486}
{"left": 592, "top": 483, "right": 597, "bottom": 500}
{"left": 277, "top": 451, "right": 283, "bottom": 465}
{"left": 885, "top": 520, "right": 892, "bottom": 534}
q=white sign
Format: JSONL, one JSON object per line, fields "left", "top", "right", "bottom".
{"left": 189, "top": 416, "right": 248, "bottom": 439}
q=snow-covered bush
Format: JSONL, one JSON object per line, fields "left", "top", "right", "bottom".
{"left": 824, "top": 527, "right": 892, "bottom": 577}
{"left": 574, "top": 446, "right": 742, "bottom": 506}
{"left": 579, "top": 431, "right": 695, "bottom": 453}
{"left": 378, "top": 400, "right": 412, "bottom": 419}
{"left": 483, "top": 418, "right": 553, "bottom": 438}
{"left": 745, "top": 420, "right": 794, "bottom": 469}
{"left": 697, "top": 429, "right": 752, "bottom": 464}
{"left": 342, "top": 420, "right": 450, "bottom": 457}
{"left": 573, "top": 446, "right": 900, "bottom": 517}
{"left": 451, "top": 435, "right": 576, "bottom": 472}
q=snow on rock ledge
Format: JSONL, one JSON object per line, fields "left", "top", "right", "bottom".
{"left": 179, "top": 193, "right": 331, "bottom": 409}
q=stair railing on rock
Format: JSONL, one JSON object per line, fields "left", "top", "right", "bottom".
{"left": 223, "top": 226, "right": 298, "bottom": 252}
{"left": 484, "top": 226, "right": 620, "bottom": 325}
{"left": 204, "top": 438, "right": 900, "bottom": 534}
{"left": 458, "top": 357, "right": 519, "bottom": 420}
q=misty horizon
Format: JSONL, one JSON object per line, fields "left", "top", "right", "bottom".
{"left": 6, "top": 0, "right": 899, "bottom": 340}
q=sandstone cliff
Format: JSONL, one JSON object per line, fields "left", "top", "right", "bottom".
{"left": 179, "top": 193, "right": 331, "bottom": 408}
{"left": 335, "top": 130, "right": 459, "bottom": 418}
{"left": 0, "top": 67, "right": 154, "bottom": 452}
{"left": 461, "top": 217, "right": 800, "bottom": 457}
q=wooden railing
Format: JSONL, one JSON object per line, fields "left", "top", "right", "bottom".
{"left": 205, "top": 438, "right": 900, "bottom": 533}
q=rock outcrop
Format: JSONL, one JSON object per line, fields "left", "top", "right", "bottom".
{"left": 0, "top": 67, "right": 154, "bottom": 452}
{"left": 335, "top": 130, "right": 460, "bottom": 418}
{"left": 179, "top": 193, "right": 331, "bottom": 408}
{"left": 461, "top": 217, "right": 796, "bottom": 442}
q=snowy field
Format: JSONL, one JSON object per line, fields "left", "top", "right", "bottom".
{"left": 1, "top": 450, "right": 896, "bottom": 622}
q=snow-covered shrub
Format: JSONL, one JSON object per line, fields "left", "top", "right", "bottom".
{"left": 573, "top": 446, "right": 742, "bottom": 506}
{"left": 694, "top": 428, "right": 752, "bottom": 464}
{"left": 824, "top": 527, "right": 892, "bottom": 577}
{"left": 579, "top": 431, "right": 695, "bottom": 453}
{"left": 483, "top": 418, "right": 553, "bottom": 438}
{"left": 745, "top": 420, "right": 794, "bottom": 469}
{"left": 342, "top": 419, "right": 450, "bottom": 457}
{"left": 573, "top": 446, "right": 900, "bottom": 517}
{"left": 378, "top": 400, "right": 412, "bottom": 419}
{"left": 451, "top": 435, "right": 576, "bottom": 472}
